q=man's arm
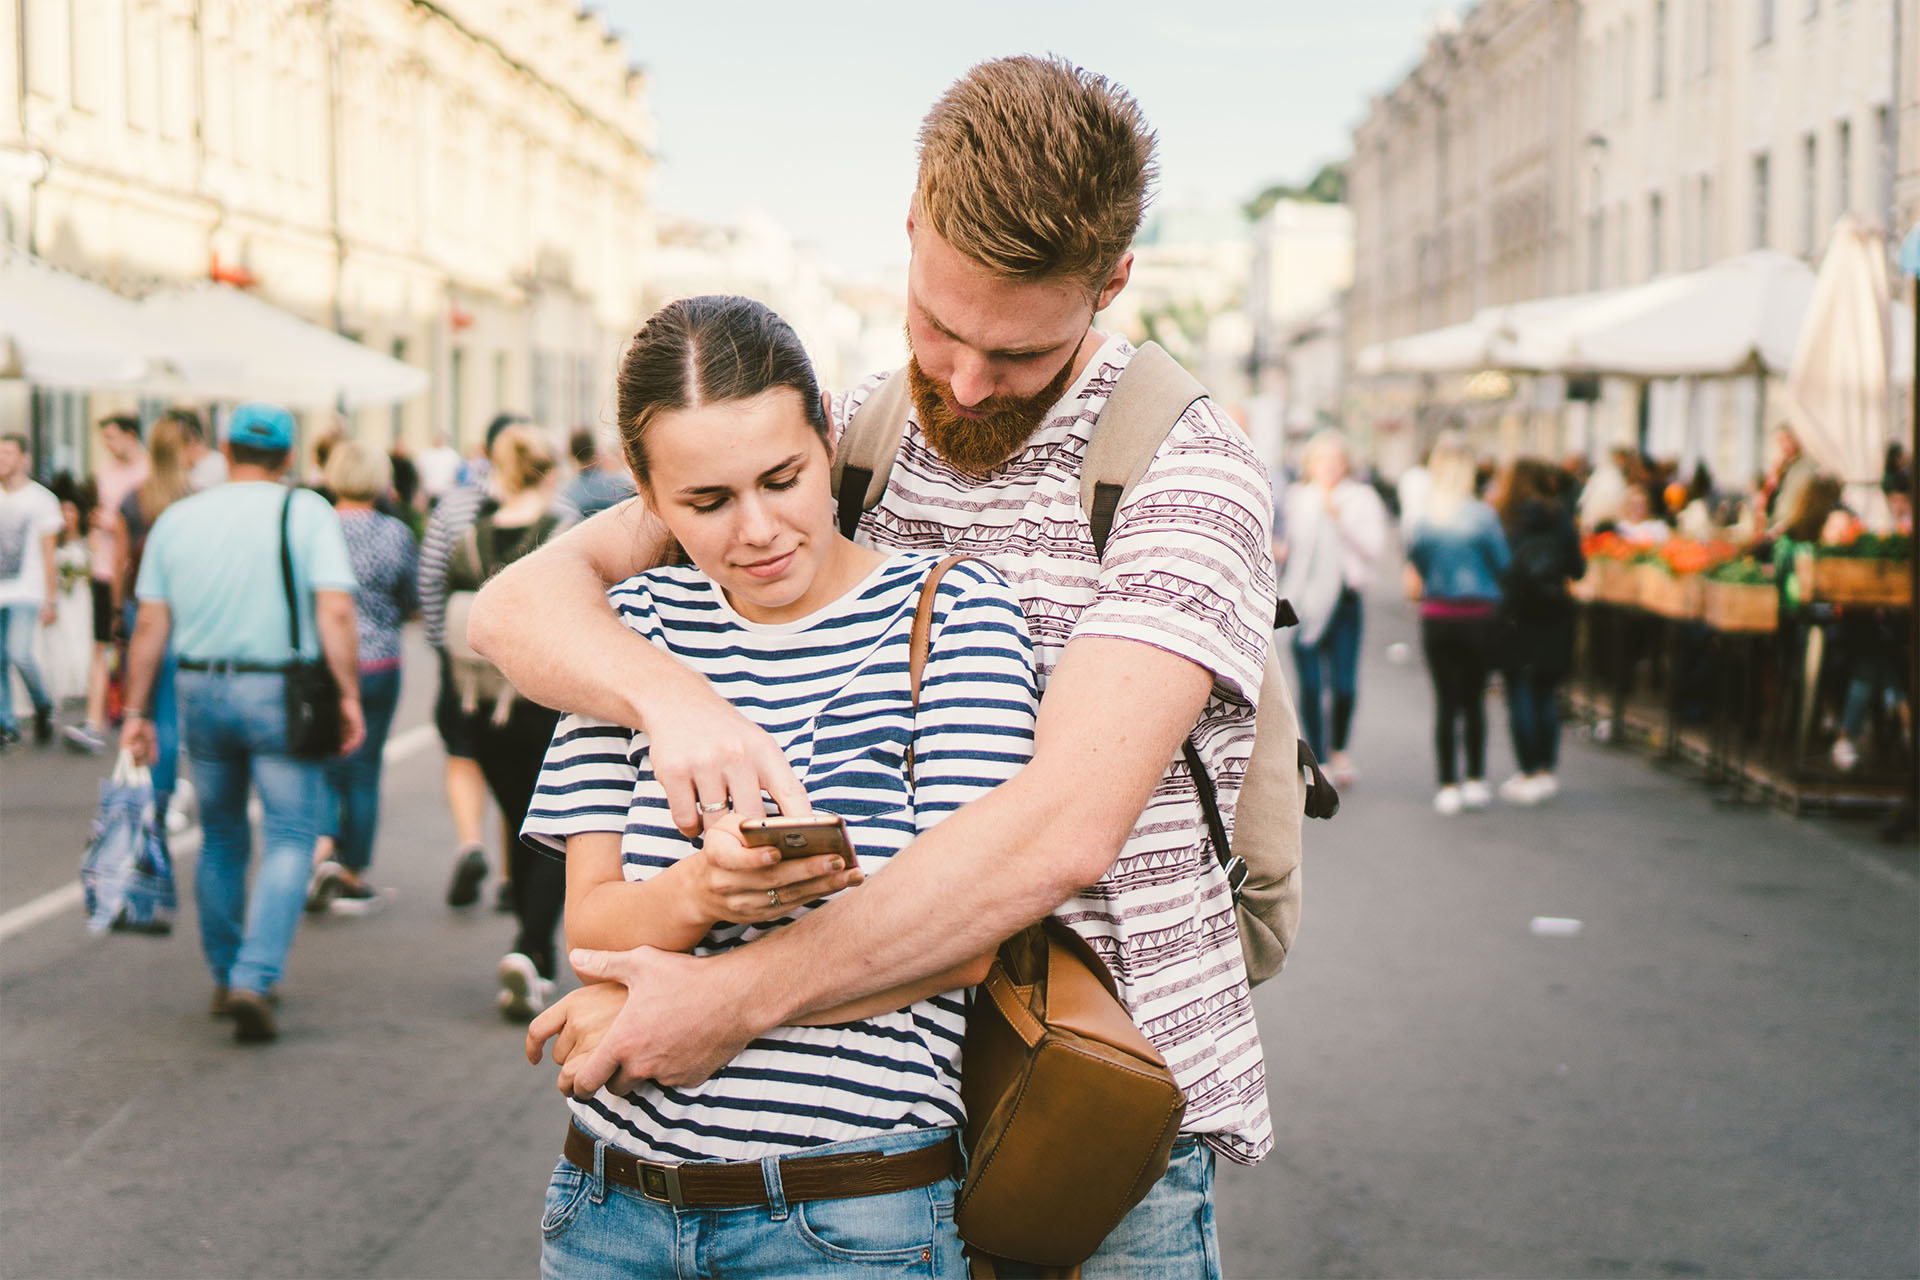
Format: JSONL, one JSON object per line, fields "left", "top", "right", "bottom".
{"left": 118, "top": 601, "right": 171, "bottom": 764}
{"left": 314, "top": 588, "right": 365, "bottom": 756}
{"left": 563, "top": 634, "right": 1213, "bottom": 1092}
{"left": 466, "top": 500, "right": 809, "bottom": 828}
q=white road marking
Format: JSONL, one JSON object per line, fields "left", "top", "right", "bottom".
{"left": 0, "top": 722, "right": 443, "bottom": 943}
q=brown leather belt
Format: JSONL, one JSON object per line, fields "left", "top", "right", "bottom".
{"left": 562, "top": 1124, "right": 960, "bottom": 1209}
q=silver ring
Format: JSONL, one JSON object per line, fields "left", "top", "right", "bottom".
{"left": 766, "top": 888, "right": 781, "bottom": 909}
{"left": 697, "top": 800, "right": 729, "bottom": 815}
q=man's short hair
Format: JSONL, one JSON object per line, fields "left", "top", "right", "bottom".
{"left": 229, "top": 442, "right": 289, "bottom": 470}
{"left": 915, "top": 55, "right": 1158, "bottom": 292}
{"left": 98, "top": 414, "right": 142, "bottom": 441}
{"left": 0, "top": 433, "right": 28, "bottom": 452}
{"left": 568, "top": 428, "right": 597, "bottom": 470}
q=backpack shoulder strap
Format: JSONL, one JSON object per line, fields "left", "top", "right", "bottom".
{"left": 1082, "top": 341, "right": 1207, "bottom": 557}
{"left": 832, "top": 371, "right": 914, "bottom": 539}
{"left": 904, "top": 554, "right": 979, "bottom": 786}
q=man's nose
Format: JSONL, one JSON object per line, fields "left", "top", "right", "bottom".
{"left": 946, "top": 351, "right": 996, "bottom": 410}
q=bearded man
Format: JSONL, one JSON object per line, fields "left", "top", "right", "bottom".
{"left": 472, "top": 55, "right": 1279, "bottom": 1273}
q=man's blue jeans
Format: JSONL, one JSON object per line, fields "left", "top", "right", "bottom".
{"left": 179, "top": 670, "right": 321, "bottom": 995}
{"left": 0, "top": 602, "right": 53, "bottom": 732}
{"left": 988, "top": 1136, "right": 1220, "bottom": 1279}
{"left": 540, "top": 1126, "right": 965, "bottom": 1278}
{"left": 321, "top": 666, "right": 401, "bottom": 872}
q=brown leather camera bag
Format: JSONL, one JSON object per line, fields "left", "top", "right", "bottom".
{"left": 905, "top": 559, "right": 1186, "bottom": 1271}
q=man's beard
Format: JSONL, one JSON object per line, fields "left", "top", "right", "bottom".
{"left": 904, "top": 333, "right": 1084, "bottom": 478}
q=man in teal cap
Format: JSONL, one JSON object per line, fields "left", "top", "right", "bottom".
{"left": 122, "top": 402, "right": 364, "bottom": 1043}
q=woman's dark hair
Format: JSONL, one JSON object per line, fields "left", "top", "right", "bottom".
{"left": 614, "top": 295, "right": 828, "bottom": 486}
{"left": 1492, "top": 457, "right": 1566, "bottom": 529}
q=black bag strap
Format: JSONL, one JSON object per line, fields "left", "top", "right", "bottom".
{"left": 279, "top": 490, "right": 301, "bottom": 659}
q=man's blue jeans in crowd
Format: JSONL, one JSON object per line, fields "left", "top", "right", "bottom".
{"left": 0, "top": 602, "right": 53, "bottom": 733}
{"left": 321, "top": 666, "right": 401, "bottom": 872}
{"left": 179, "top": 670, "right": 321, "bottom": 996}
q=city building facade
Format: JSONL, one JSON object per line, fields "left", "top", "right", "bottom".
{"left": 1, "top": 0, "right": 654, "bottom": 474}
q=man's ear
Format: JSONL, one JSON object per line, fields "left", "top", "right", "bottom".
{"left": 1095, "top": 251, "right": 1134, "bottom": 314}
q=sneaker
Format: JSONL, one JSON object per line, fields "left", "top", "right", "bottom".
{"left": 32, "top": 707, "right": 53, "bottom": 745}
{"left": 446, "top": 843, "right": 488, "bottom": 908}
{"left": 62, "top": 722, "right": 106, "bottom": 754}
{"left": 1327, "top": 750, "right": 1358, "bottom": 789}
{"left": 1831, "top": 737, "right": 1860, "bottom": 771}
{"left": 305, "top": 861, "right": 347, "bottom": 914}
{"left": 1433, "top": 785, "right": 1464, "bottom": 815}
{"left": 329, "top": 880, "right": 382, "bottom": 916}
{"left": 226, "top": 989, "right": 279, "bottom": 1043}
{"left": 1529, "top": 772, "right": 1559, "bottom": 800}
{"left": 1460, "top": 779, "right": 1492, "bottom": 809}
{"left": 497, "top": 952, "right": 554, "bottom": 1021}
{"left": 1498, "top": 773, "right": 1541, "bottom": 805}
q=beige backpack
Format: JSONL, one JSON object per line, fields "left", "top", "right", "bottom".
{"left": 830, "top": 342, "right": 1338, "bottom": 984}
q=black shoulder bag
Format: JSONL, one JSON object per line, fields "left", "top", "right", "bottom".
{"left": 280, "top": 491, "right": 343, "bottom": 758}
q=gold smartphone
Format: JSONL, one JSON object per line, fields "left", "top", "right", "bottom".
{"left": 738, "top": 814, "right": 855, "bottom": 861}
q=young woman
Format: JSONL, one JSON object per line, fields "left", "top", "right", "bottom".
{"left": 443, "top": 426, "right": 568, "bottom": 1016}
{"left": 1276, "top": 428, "right": 1389, "bottom": 786}
{"left": 307, "top": 441, "right": 418, "bottom": 912}
{"left": 521, "top": 295, "right": 1038, "bottom": 1276}
{"left": 115, "top": 416, "right": 194, "bottom": 816}
{"left": 1491, "top": 458, "right": 1584, "bottom": 804}
{"left": 1405, "top": 432, "right": 1510, "bottom": 815}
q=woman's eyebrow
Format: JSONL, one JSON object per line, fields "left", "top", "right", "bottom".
{"left": 673, "top": 454, "right": 807, "bottom": 499}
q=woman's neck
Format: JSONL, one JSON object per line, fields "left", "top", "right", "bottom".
{"left": 493, "top": 487, "right": 547, "bottom": 524}
{"left": 336, "top": 499, "right": 374, "bottom": 513}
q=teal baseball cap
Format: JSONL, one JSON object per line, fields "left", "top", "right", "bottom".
{"left": 227, "top": 402, "right": 295, "bottom": 451}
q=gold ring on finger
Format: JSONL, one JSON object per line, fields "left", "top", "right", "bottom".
{"left": 766, "top": 888, "right": 781, "bottom": 909}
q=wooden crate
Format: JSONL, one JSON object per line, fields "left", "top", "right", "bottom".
{"left": 1588, "top": 558, "right": 1639, "bottom": 605}
{"left": 1702, "top": 581, "right": 1779, "bottom": 633}
{"left": 1634, "top": 564, "right": 1704, "bottom": 619}
{"left": 1795, "top": 552, "right": 1913, "bottom": 607}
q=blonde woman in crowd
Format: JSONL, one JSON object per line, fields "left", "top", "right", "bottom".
{"left": 113, "top": 415, "right": 195, "bottom": 815}
{"left": 1404, "top": 432, "right": 1511, "bottom": 815}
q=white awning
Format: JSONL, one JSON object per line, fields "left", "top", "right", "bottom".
{"left": 0, "top": 249, "right": 164, "bottom": 387}
{"left": 138, "top": 284, "right": 429, "bottom": 409}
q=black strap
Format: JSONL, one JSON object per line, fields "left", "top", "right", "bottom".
{"left": 1182, "top": 740, "right": 1246, "bottom": 895}
{"left": 837, "top": 466, "right": 872, "bottom": 540}
{"left": 1089, "top": 481, "right": 1124, "bottom": 558}
{"left": 1299, "top": 741, "right": 1341, "bottom": 820}
{"left": 279, "top": 491, "right": 301, "bottom": 658}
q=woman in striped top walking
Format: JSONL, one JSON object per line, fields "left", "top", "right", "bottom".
{"left": 521, "top": 296, "right": 1038, "bottom": 1276}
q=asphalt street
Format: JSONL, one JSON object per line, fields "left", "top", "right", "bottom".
{"left": 2, "top": 606, "right": 1915, "bottom": 1279}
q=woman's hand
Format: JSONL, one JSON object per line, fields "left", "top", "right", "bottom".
{"left": 643, "top": 675, "right": 813, "bottom": 836}
{"left": 688, "top": 815, "right": 865, "bottom": 926}
{"left": 528, "top": 982, "right": 629, "bottom": 1094}
{"left": 1402, "top": 563, "right": 1425, "bottom": 602}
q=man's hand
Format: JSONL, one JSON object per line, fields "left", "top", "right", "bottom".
{"left": 644, "top": 677, "right": 811, "bottom": 835}
{"left": 336, "top": 695, "right": 366, "bottom": 756}
{"left": 119, "top": 715, "right": 156, "bottom": 766}
{"left": 557, "top": 946, "right": 759, "bottom": 1095}
{"left": 39, "top": 601, "right": 56, "bottom": 627}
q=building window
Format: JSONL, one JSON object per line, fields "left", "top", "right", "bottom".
{"left": 1800, "top": 134, "right": 1817, "bottom": 257}
{"left": 1876, "top": 106, "right": 1894, "bottom": 224}
{"left": 1653, "top": 2, "right": 1669, "bottom": 98}
{"left": 1835, "top": 119, "right": 1852, "bottom": 216}
{"left": 1702, "top": 0, "right": 1716, "bottom": 73}
{"left": 1698, "top": 174, "right": 1716, "bottom": 265}
{"left": 70, "top": 0, "right": 104, "bottom": 111}
{"left": 1751, "top": 151, "right": 1770, "bottom": 248}
{"left": 1650, "top": 192, "right": 1665, "bottom": 275}
{"left": 1590, "top": 207, "right": 1607, "bottom": 289}
{"left": 390, "top": 339, "right": 408, "bottom": 443}
{"left": 493, "top": 351, "right": 509, "bottom": 418}
{"left": 1755, "top": 0, "right": 1774, "bottom": 45}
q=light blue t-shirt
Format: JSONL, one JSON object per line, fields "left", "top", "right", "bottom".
{"left": 137, "top": 482, "right": 356, "bottom": 664}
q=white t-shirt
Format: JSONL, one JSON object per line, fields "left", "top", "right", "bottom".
{"left": 832, "top": 335, "right": 1279, "bottom": 1165}
{"left": 190, "top": 450, "right": 229, "bottom": 491}
{"left": 0, "top": 481, "right": 64, "bottom": 608}
{"left": 415, "top": 446, "right": 462, "bottom": 499}
{"left": 524, "top": 553, "right": 1039, "bottom": 1163}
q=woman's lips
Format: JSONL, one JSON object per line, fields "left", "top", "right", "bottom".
{"left": 737, "top": 550, "right": 795, "bottom": 580}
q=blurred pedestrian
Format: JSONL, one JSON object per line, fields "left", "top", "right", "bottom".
{"left": 1405, "top": 431, "right": 1510, "bottom": 815}
{"left": 114, "top": 415, "right": 195, "bottom": 817}
{"left": 37, "top": 480, "right": 95, "bottom": 702}
{"left": 555, "top": 427, "right": 635, "bottom": 523}
{"left": 120, "top": 403, "right": 364, "bottom": 1043}
{"left": 1759, "top": 424, "right": 1821, "bottom": 540}
{"left": 1616, "top": 485, "right": 1672, "bottom": 545}
{"left": 307, "top": 440, "right": 418, "bottom": 914}
{"left": 439, "top": 425, "right": 564, "bottom": 1015}
{"left": 1276, "top": 428, "right": 1388, "bottom": 786}
{"left": 0, "top": 434, "right": 62, "bottom": 748}
{"left": 416, "top": 430, "right": 462, "bottom": 508}
{"left": 1492, "top": 459, "right": 1584, "bottom": 804}
{"left": 418, "top": 414, "right": 528, "bottom": 911}
{"left": 166, "top": 407, "right": 228, "bottom": 491}
{"left": 68, "top": 414, "right": 147, "bottom": 753}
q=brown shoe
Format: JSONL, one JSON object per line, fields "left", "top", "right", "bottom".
{"left": 211, "top": 984, "right": 231, "bottom": 1017}
{"left": 226, "top": 989, "right": 278, "bottom": 1043}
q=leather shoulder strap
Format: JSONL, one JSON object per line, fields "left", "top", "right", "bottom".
{"left": 833, "top": 371, "right": 913, "bottom": 539}
{"left": 905, "top": 554, "right": 978, "bottom": 784}
{"left": 1083, "top": 341, "right": 1207, "bottom": 557}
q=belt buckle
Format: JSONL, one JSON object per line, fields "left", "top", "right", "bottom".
{"left": 637, "top": 1162, "right": 686, "bottom": 1207}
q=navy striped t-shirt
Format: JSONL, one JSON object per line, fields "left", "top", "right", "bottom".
{"left": 522, "top": 552, "right": 1038, "bottom": 1163}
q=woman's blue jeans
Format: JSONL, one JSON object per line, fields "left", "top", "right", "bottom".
{"left": 1292, "top": 589, "right": 1363, "bottom": 762}
{"left": 321, "top": 666, "right": 401, "bottom": 872}
{"left": 178, "top": 670, "right": 322, "bottom": 995}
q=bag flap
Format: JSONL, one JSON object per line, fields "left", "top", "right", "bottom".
{"left": 1038, "top": 923, "right": 1168, "bottom": 1068}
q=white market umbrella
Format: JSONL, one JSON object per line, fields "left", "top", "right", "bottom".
{"left": 1507, "top": 251, "right": 1815, "bottom": 377}
{"left": 1784, "top": 217, "right": 1896, "bottom": 529}
{"left": 0, "top": 249, "right": 163, "bottom": 387}
{"left": 138, "top": 283, "right": 429, "bottom": 409}
{"left": 1354, "top": 316, "right": 1503, "bottom": 377}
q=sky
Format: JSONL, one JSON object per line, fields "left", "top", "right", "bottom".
{"left": 594, "top": 0, "right": 1454, "bottom": 283}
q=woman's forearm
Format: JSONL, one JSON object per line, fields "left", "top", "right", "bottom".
{"left": 566, "top": 853, "right": 716, "bottom": 958}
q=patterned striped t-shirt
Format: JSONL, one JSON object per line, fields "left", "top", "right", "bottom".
{"left": 832, "top": 334, "right": 1279, "bottom": 1165}
{"left": 523, "top": 553, "right": 1038, "bottom": 1163}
